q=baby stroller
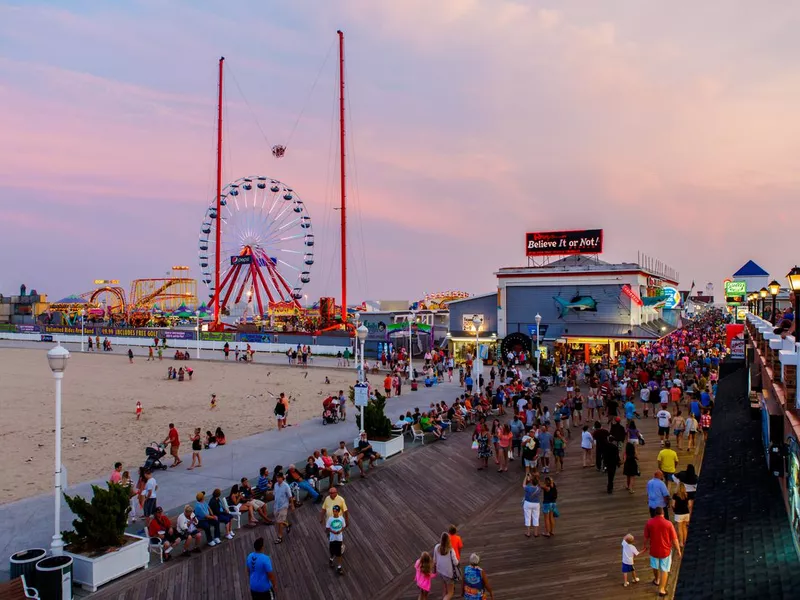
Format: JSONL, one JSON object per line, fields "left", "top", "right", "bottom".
{"left": 144, "top": 442, "right": 168, "bottom": 470}
{"left": 322, "top": 396, "right": 339, "bottom": 425}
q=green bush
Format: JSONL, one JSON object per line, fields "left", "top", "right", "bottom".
{"left": 62, "top": 483, "right": 131, "bottom": 553}
{"left": 351, "top": 388, "right": 393, "bottom": 439}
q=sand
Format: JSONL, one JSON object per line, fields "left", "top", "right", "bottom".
{"left": 0, "top": 348, "right": 357, "bottom": 504}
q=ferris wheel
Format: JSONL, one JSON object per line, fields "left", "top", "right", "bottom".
{"left": 198, "top": 176, "right": 314, "bottom": 317}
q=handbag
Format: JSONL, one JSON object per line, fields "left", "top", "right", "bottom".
{"left": 508, "top": 449, "right": 513, "bottom": 459}
{"left": 451, "top": 553, "right": 461, "bottom": 582}
{"left": 471, "top": 440, "right": 479, "bottom": 450}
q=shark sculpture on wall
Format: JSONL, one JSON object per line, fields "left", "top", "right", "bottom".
{"left": 554, "top": 295, "right": 597, "bottom": 318}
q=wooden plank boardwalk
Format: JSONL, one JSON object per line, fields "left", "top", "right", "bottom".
{"left": 87, "top": 395, "right": 704, "bottom": 600}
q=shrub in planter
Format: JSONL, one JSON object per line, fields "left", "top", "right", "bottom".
{"left": 351, "top": 388, "right": 392, "bottom": 440}
{"left": 62, "top": 483, "right": 131, "bottom": 553}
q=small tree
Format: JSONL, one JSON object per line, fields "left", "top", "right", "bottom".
{"left": 62, "top": 483, "right": 131, "bottom": 553}
{"left": 351, "top": 388, "right": 393, "bottom": 439}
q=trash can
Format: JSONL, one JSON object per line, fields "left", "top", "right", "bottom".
{"left": 9, "top": 548, "right": 47, "bottom": 588}
{"left": 35, "top": 555, "right": 73, "bottom": 600}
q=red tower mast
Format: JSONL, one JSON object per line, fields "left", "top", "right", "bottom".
{"left": 213, "top": 57, "right": 225, "bottom": 327}
{"left": 337, "top": 30, "right": 347, "bottom": 324}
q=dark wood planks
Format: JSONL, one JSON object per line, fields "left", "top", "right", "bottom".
{"left": 88, "top": 398, "right": 704, "bottom": 600}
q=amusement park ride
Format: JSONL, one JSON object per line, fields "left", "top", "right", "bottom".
{"left": 49, "top": 269, "right": 198, "bottom": 326}
{"left": 200, "top": 31, "right": 352, "bottom": 333}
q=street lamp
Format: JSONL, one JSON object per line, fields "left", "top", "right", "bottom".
{"left": 47, "top": 342, "right": 70, "bottom": 556}
{"left": 769, "top": 280, "right": 781, "bottom": 325}
{"left": 787, "top": 267, "right": 800, "bottom": 334}
{"left": 195, "top": 309, "right": 201, "bottom": 359}
{"left": 535, "top": 313, "right": 542, "bottom": 379}
{"left": 409, "top": 310, "right": 417, "bottom": 380}
{"left": 759, "top": 287, "right": 768, "bottom": 319}
{"left": 353, "top": 312, "right": 360, "bottom": 370}
{"left": 357, "top": 325, "right": 369, "bottom": 433}
{"left": 472, "top": 314, "right": 482, "bottom": 381}
{"left": 79, "top": 309, "right": 85, "bottom": 352}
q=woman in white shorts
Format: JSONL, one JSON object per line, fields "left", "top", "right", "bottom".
{"left": 522, "top": 473, "right": 542, "bottom": 538}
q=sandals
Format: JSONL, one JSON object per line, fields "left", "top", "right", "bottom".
{"left": 274, "top": 537, "right": 283, "bottom": 544}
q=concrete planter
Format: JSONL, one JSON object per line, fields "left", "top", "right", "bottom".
{"left": 353, "top": 435, "right": 405, "bottom": 459}
{"left": 66, "top": 534, "right": 149, "bottom": 592}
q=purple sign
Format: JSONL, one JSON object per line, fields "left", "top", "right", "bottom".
{"left": 18, "top": 325, "right": 39, "bottom": 333}
{"left": 37, "top": 326, "right": 196, "bottom": 340}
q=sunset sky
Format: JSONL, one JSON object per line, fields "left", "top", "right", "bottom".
{"left": 2, "top": 1, "right": 799, "bottom": 304}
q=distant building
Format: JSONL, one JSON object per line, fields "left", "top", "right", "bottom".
{"left": 448, "top": 254, "right": 680, "bottom": 365}
{"left": 732, "top": 260, "right": 770, "bottom": 294}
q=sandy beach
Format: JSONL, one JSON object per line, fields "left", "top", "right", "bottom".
{"left": 0, "top": 348, "right": 358, "bottom": 504}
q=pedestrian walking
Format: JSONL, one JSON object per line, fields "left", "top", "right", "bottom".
{"left": 623, "top": 441, "right": 640, "bottom": 493}
{"left": 643, "top": 507, "right": 681, "bottom": 597}
{"left": 603, "top": 435, "right": 621, "bottom": 494}
{"left": 621, "top": 533, "right": 641, "bottom": 587}
{"left": 433, "top": 532, "right": 459, "bottom": 600}
{"left": 461, "top": 553, "right": 494, "bottom": 600}
{"left": 326, "top": 504, "right": 346, "bottom": 575}
{"left": 246, "top": 537, "right": 277, "bottom": 599}
{"left": 542, "top": 476, "right": 558, "bottom": 537}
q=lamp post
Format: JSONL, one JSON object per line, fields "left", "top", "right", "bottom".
{"left": 409, "top": 310, "right": 417, "bottom": 380}
{"left": 195, "top": 310, "right": 201, "bottom": 359}
{"left": 79, "top": 308, "right": 85, "bottom": 352}
{"left": 357, "top": 324, "right": 368, "bottom": 433}
{"left": 535, "top": 313, "right": 542, "bottom": 379}
{"left": 472, "top": 315, "right": 482, "bottom": 381}
{"left": 769, "top": 280, "right": 781, "bottom": 325}
{"left": 353, "top": 312, "right": 360, "bottom": 371}
{"left": 787, "top": 267, "right": 800, "bottom": 335}
{"left": 47, "top": 342, "right": 70, "bottom": 556}
{"left": 759, "top": 287, "right": 768, "bottom": 319}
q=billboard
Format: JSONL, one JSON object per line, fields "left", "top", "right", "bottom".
{"left": 231, "top": 255, "right": 253, "bottom": 266}
{"left": 525, "top": 229, "right": 603, "bottom": 256}
{"left": 724, "top": 280, "right": 747, "bottom": 305}
{"left": 662, "top": 286, "right": 681, "bottom": 310}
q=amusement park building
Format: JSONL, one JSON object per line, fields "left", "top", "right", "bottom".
{"left": 448, "top": 255, "right": 681, "bottom": 364}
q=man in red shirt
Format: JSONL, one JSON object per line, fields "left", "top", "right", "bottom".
{"left": 162, "top": 423, "right": 181, "bottom": 468}
{"left": 643, "top": 507, "right": 682, "bottom": 596}
{"left": 383, "top": 375, "right": 393, "bottom": 398}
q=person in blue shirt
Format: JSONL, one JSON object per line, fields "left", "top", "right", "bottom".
{"left": 247, "top": 537, "right": 277, "bottom": 599}
{"left": 646, "top": 472, "right": 671, "bottom": 520}
{"left": 700, "top": 390, "right": 711, "bottom": 408}
{"left": 194, "top": 491, "right": 221, "bottom": 546}
{"left": 624, "top": 399, "right": 636, "bottom": 420}
{"left": 465, "top": 374, "right": 474, "bottom": 393}
{"left": 689, "top": 397, "right": 701, "bottom": 419}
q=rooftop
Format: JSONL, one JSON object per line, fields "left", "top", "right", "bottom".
{"left": 733, "top": 260, "right": 769, "bottom": 277}
{"left": 497, "top": 254, "right": 679, "bottom": 284}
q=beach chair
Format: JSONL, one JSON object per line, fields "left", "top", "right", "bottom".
{"left": 411, "top": 423, "right": 425, "bottom": 445}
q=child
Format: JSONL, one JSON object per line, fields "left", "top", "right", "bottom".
{"left": 148, "top": 346, "right": 154, "bottom": 361}
{"left": 448, "top": 525, "right": 463, "bottom": 562}
{"left": 326, "top": 504, "right": 346, "bottom": 576}
{"left": 135, "top": 401, "right": 143, "bottom": 421}
{"left": 128, "top": 348, "right": 134, "bottom": 363}
{"left": 621, "top": 533, "right": 641, "bottom": 587}
{"left": 414, "top": 551, "right": 435, "bottom": 599}
{"left": 210, "top": 394, "right": 217, "bottom": 410}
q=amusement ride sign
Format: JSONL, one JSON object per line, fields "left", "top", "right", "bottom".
{"left": 525, "top": 229, "right": 603, "bottom": 256}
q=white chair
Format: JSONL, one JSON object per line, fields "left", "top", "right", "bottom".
{"left": 149, "top": 536, "right": 164, "bottom": 564}
{"left": 411, "top": 424, "right": 425, "bottom": 445}
{"left": 222, "top": 497, "right": 242, "bottom": 530}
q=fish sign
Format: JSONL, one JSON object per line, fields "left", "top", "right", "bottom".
{"left": 554, "top": 295, "right": 597, "bottom": 317}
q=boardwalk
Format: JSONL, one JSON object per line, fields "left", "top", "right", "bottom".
{"left": 85, "top": 397, "right": 703, "bottom": 600}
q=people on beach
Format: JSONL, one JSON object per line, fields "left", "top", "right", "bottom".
{"left": 188, "top": 427, "right": 202, "bottom": 470}
{"left": 135, "top": 400, "right": 142, "bottom": 420}
{"left": 163, "top": 423, "right": 182, "bottom": 467}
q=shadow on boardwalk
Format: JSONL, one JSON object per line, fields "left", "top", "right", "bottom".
{"left": 89, "top": 405, "right": 699, "bottom": 600}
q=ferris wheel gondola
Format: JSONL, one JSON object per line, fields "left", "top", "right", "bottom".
{"left": 198, "top": 176, "right": 313, "bottom": 317}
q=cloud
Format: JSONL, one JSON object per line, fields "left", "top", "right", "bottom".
{"left": 3, "top": 0, "right": 800, "bottom": 301}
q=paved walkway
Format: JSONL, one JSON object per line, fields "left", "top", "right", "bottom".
{"left": 0, "top": 343, "right": 462, "bottom": 580}
{"left": 674, "top": 366, "right": 800, "bottom": 598}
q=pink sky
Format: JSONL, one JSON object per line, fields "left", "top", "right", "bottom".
{"left": 2, "top": 1, "right": 799, "bottom": 303}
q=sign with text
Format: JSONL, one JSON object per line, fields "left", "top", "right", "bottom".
{"left": 662, "top": 286, "right": 681, "bottom": 310}
{"left": 527, "top": 324, "right": 549, "bottom": 339}
{"left": 354, "top": 383, "right": 369, "bottom": 407}
{"left": 730, "top": 337, "right": 745, "bottom": 360}
{"left": 621, "top": 284, "right": 644, "bottom": 306}
{"left": 724, "top": 280, "right": 747, "bottom": 296}
{"left": 525, "top": 229, "right": 603, "bottom": 256}
{"left": 230, "top": 255, "right": 253, "bottom": 266}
